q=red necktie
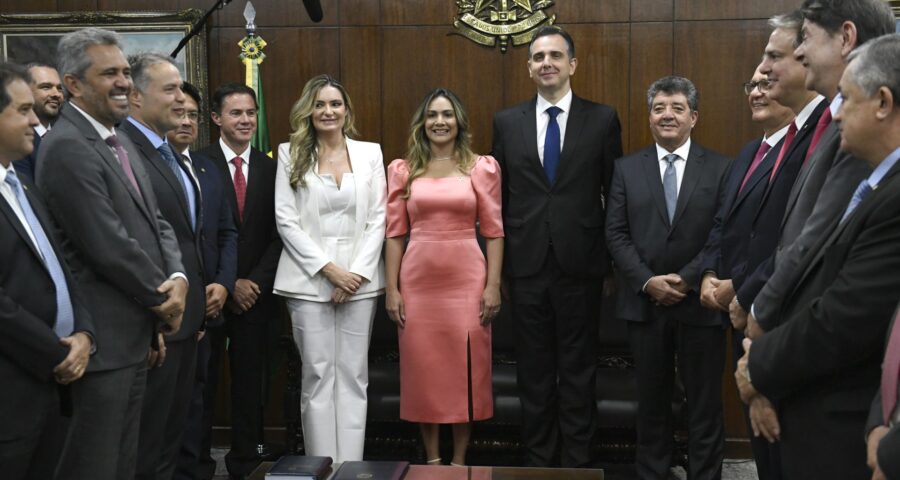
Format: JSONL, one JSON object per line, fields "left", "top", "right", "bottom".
{"left": 105, "top": 135, "right": 143, "bottom": 201}
{"left": 882, "top": 308, "right": 900, "bottom": 423}
{"left": 805, "top": 108, "right": 832, "bottom": 164}
{"left": 232, "top": 156, "right": 247, "bottom": 219}
{"left": 739, "top": 141, "right": 771, "bottom": 193}
{"left": 770, "top": 122, "right": 798, "bottom": 181}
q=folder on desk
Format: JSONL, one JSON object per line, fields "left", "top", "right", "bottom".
{"left": 333, "top": 461, "right": 410, "bottom": 480}
{"left": 265, "top": 455, "right": 333, "bottom": 479}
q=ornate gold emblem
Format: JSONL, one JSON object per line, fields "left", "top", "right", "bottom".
{"left": 453, "top": 0, "right": 556, "bottom": 53}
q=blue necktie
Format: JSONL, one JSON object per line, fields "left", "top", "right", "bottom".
{"left": 840, "top": 179, "right": 872, "bottom": 223}
{"left": 543, "top": 106, "right": 562, "bottom": 183}
{"left": 5, "top": 170, "right": 74, "bottom": 338}
{"left": 157, "top": 143, "right": 196, "bottom": 230}
{"left": 663, "top": 154, "right": 678, "bottom": 222}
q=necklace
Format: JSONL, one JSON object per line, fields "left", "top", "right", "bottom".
{"left": 431, "top": 155, "right": 454, "bottom": 161}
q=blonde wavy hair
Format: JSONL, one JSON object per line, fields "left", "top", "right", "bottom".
{"left": 287, "top": 74, "right": 358, "bottom": 189}
{"left": 402, "top": 88, "right": 475, "bottom": 198}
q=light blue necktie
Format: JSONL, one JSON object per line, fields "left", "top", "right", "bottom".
{"left": 5, "top": 170, "right": 74, "bottom": 337}
{"left": 157, "top": 143, "right": 197, "bottom": 231}
{"left": 543, "top": 106, "right": 562, "bottom": 183}
{"left": 840, "top": 179, "right": 872, "bottom": 223}
{"left": 663, "top": 154, "right": 678, "bottom": 222}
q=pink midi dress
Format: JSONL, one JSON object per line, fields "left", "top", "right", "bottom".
{"left": 386, "top": 155, "right": 504, "bottom": 423}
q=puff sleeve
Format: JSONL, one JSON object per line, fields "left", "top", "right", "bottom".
{"left": 386, "top": 159, "right": 410, "bottom": 238}
{"left": 471, "top": 155, "right": 504, "bottom": 238}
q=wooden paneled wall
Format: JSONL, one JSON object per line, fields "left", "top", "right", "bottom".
{"left": 0, "top": 0, "right": 803, "bottom": 448}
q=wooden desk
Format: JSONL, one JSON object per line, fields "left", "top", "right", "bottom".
{"left": 251, "top": 462, "right": 604, "bottom": 479}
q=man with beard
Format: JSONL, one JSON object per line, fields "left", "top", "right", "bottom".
{"left": 13, "top": 63, "right": 62, "bottom": 181}
{"left": 35, "top": 28, "right": 187, "bottom": 480}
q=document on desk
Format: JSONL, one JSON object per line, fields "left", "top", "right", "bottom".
{"left": 332, "top": 461, "right": 410, "bottom": 480}
{"left": 265, "top": 455, "right": 333, "bottom": 479}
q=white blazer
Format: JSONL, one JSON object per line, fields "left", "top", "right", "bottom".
{"left": 273, "top": 138, "right": 386, "bottom": 301}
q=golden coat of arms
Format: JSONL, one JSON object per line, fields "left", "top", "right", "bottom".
{"left": 453, "top": 0, "right": 556, "bottom": 53}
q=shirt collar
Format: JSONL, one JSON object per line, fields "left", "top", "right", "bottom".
{"left": 867, "top": 146, "right": 900, "bottom": 190}
{"left": 34, "top": 123, "right": 49, "bottom": 137}
{"left": 795, "top": 95, "right": 826, "bottom": 130}
{"left": 0, "top": 160, "right": 13, "bottom": 184}
{"left": 829, "top": 93, "right": 843, "bottom": 116}
{"left": 764, "top": 123, "right": 791, "bottom": 148}
{"left": 67, "top": 101, "right": 115, "bottom": 139}
{"left": 219, "top": 137, "right": 251, "bottom": 164}
{"left": 127, "top": 117, "right": 167, "bottom": 150}
{"left": 537, "top": 89, "right": 573, "bottom": 115}
{"left": 656, "top": 138, "right": 692, "bottom": 162}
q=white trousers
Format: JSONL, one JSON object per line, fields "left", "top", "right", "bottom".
{"left": 286, "top": 297, "right": 376, "bottom": 462}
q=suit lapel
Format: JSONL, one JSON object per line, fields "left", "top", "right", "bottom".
{"left": 211, "top": 144, "right": 242, "bottom": 227}
{"left": 640, "top": 148, "right": 670, "bottom": 226}
{"left": 124, "top": 122, "right": 193, "bottom": 228}
{"left": 519, "top": 99, "right": 548, "bottom": 188}
{"left": 0, "top": 194, "right": 43, "bottom": 262}
{"left": 781, "top": 122, "right": 839, "bottom": 230}
{"left": 556, "top": 96, "right": 585, "bottom": 184}
{"left": 730, "top": 145, "right": 775, "bottom": 216}
{"left": 242, "top": 149, "right": 265, "bottom": 224}
{"left": 672, "top": 143, "right": 704, "bottom": 226}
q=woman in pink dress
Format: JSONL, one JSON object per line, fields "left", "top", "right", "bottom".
{"left": 385, "top": 88, "right": 504, "bottom": 466}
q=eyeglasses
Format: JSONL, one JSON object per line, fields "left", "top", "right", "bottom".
{"left": 743, "top": 79, "right": 772, "bottom": 95}
{"left": 180, "top": 111, "right": 201, "bottom": 123}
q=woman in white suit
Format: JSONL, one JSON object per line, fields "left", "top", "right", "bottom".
{"left": 274, "top": 74, "right": 386, "bottom": 462}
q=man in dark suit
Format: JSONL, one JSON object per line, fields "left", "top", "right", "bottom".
{"left": 737, "top": 33, "right": 900, "bottom": 479}
{"left": 198, "top": 83, "right": 281, "bottom": 479}
{"left": 13, "top": 63, "right": 62, "bottom": 181}
{"left": 491, "top": 25, "right": 623, "bottom": 468}
{"left": 169, "top": 82, "right": 238, "bottom": 480}
{"left": 35, "top": 28, "right": 187, "bottom": 480}
{"left": 868, "top": 303, "right": 900, "bottom": 480}
{"left": 0, "top": 62, "right": 94, "bottom": 480}
{"left": 118, "top": 52, "right": 206, "bottom": 480}
{"left": 734, "top": 0, "right": 895, "bottom": 336}
{"left": 607, "top": 76, "right": 730, "bottom": 480}
{"left": 698, "top": 65, "right": 794, "bottom": 480}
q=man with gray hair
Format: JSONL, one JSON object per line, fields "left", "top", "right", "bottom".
{"left": 117, "top": 52, "right": 204, "bottom": 480}
{"left": 35, "top": 28, "right": 187, "bottom": 480}
{"left": 606, "top": 76, "right": 729, "bottom": 480}
{"left": 737, "top": 32, "right": 900, "bottom": 479}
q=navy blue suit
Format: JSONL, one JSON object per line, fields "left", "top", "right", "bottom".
{"left": 173, "top": 151, "right": 238, "bottom": 480}
{"left": 736, "top": 100, "right": 828, "bottom": 313}
{"left": 0, "top": 170, "right": 94, "bottom": 479}
{"left": 12, "top": 128, "right": 41, "bottom": 182}
{"left": 700, "top": 135, "right": 787, "bottom": 480}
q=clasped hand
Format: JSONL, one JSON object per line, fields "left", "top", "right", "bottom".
{"left": 736, "top": 338, "right": 781, "bottom": 443}
{"left": 150, "top": 277, "right": 188, "bottom": 335}
{"left": 646, "top": 273, "right": 688, "bottom": 306}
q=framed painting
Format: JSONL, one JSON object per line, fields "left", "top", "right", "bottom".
{"left": 0, "top": 9, "right": 210, "bottom": 143}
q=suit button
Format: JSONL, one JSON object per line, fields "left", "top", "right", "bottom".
{"left": 750, "top": 232, "right": 756, "bottom": 239}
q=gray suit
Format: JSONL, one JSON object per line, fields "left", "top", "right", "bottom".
{"left": 749, "top": 120, "right": 871, "bottom": 329}
{"left": 36, "top": 104, "right": 183, "bottom": 480}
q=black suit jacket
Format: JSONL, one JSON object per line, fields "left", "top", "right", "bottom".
{"left": 37, "top": 105, "right": 184, "bottom": 371}
{"left": 606, "top": 143, "right": 730, "bottom": 325}
{"left": 734, "top": 99, "right": 827, "bottom": 310}
{"left": 492, "top": 94, "right": 622, "bottom": 279}
{"left": 191, "top": 150, "right": 238, "bottom": 328}
{"left": 12, "top": 127, "right": 41, "bottom": 182}
{"left": 0, "top": 171, "right": 93, "bottom": 439}
{"left": 120, "top": 120, "right": 206, "bottom": 341}
{"left": 867, "top": 303, "right": 900, "bottom": 480}
{"left": 701, "top": 137, "right": 779, "bottom": 296}
{"left": 199, "top": 142, "right": 281, "bottom": 320}
{"left": 749, "top": 160, "right": 900, "bottom": 468}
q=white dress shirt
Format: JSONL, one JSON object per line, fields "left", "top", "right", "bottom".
{"left": 655, "top": 138, "right": 692, "bottom": 195}
{"left": 34, "top": 123, "right": 49, "bottom": 137}
{"left": 536, "top": 89, "right": 573, "bottom": 166}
